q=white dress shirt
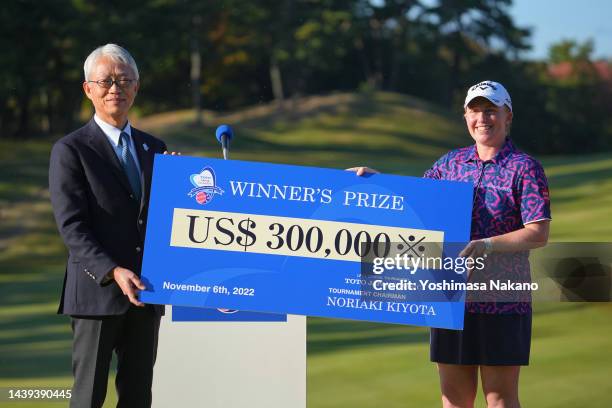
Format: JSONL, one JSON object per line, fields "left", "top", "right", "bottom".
{"left": 94, "top": 114, "right": 142, "bottom": 174}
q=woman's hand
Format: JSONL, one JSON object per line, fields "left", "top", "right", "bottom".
{"left": 163, "top": 151, "right": 181, "bottom": 155}
{"left": 459, "top": 239, "right": 491, "bottom": 279}
{"left": 345, "top": 166, "right": 380, "bottom": 176}
{"left": 459, "top": 239, "right": 488, "bottom": 259}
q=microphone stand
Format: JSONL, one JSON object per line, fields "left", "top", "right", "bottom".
{"left": 221, "top": 135, "right": 229, "bottom": 160}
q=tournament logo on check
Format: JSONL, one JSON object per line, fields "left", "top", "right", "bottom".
{"left": 188, "top": 166, "right": 224, "bottom": 205}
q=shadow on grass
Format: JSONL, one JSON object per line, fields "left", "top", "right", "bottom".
{"left": 306, "top": 304, "right": 595, "bottom": 355}
{"left": 307, "top": 318, "right": 429, "bottom": 355}
{"left": 0, "top": 275, "right": 63, "bottom": 308}
{"left": 0, "top": 256, "right": 71, "bottom": 379}
{"left": 547, "top": 167, "right": 612, "bottom": 189}
{"left": 0, "top": 308, "right": 72, "bottom": 379}
{"left": 0, "top": 344, "right": 71, "bottom": 379}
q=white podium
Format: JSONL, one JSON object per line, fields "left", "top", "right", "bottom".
{"left": 152, "top": 307, "right": 306, "bottom": 408}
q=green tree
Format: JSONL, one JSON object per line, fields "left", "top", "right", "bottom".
{"left": 549, "top": 39, "right": 594, "bottom": 64}
{"left": 542, "top": 39, "right": 611, "bottom": 152}
{"left": 423, "top": 0, "right": 530, "bottom": 106}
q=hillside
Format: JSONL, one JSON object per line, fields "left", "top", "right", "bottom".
{"left": 133, "top": 91, "right": 466, "bottom": 173}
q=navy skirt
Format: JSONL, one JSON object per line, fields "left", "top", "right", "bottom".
{"left": 430, "top": 312, "right": 532, "bottom": 366}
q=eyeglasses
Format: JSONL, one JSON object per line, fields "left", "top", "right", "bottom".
{"left": 87, "top": 78, "right": 137, "bottom": 89}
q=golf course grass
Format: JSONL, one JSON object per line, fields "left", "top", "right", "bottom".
{"left": 1, "top": 92, "right": 610, "bottom": 407}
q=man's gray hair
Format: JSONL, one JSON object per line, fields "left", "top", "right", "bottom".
{"left": 83, "top": 44, "right": 139, "bottom": 81}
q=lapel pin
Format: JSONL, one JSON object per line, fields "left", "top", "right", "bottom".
{"left": 143, "top": 143, "right": 149, "bottom": 151}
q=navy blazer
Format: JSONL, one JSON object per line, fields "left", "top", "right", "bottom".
{"left": 49, "top": 118, "right": 166, "bottom": 316}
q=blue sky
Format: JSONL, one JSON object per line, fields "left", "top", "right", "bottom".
{"left": 511, "top": 0, "right": 612, "bottom": 60}
{"left": 398, "top": 0, "right": 612, "bottom": 60}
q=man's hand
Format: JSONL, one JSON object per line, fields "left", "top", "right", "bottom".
{"left": 163, "top": 151, "right": 181, "bottom": 155}
{"left": 345, "top": 166, "right": 380, "bottom": 176}
{"left": 112, "top": 266, "right": 146, "bottom": 307}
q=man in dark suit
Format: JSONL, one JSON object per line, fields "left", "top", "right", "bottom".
{"left": 49, "top": 44, "right": 168, "bottom": 408}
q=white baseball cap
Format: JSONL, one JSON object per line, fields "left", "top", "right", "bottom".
{"left": 464, "top": 80, "right": 512, "bottom": 112}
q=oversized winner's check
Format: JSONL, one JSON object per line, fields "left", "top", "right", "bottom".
{"left": 140, "top": 156, "right": 473, "bottom": 329}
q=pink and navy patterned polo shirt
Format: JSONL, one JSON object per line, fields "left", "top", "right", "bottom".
{"left": 424, "top": 138, "right": 551, "bottom": 314}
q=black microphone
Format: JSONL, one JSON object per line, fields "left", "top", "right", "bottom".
{"left": 215, "top": 124, "right": 234, "bottom": 160}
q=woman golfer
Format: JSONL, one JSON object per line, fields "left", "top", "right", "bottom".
{"left": 350, "top": 80, "right": 551, "bottom": 408}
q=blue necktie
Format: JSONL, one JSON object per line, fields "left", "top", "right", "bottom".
{"left": 119, "top": 132, "right": 142, "bottom": 201}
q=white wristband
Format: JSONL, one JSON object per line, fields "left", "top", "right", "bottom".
{"left": 483, "top": 238, "right": 493, "bottom": 255}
